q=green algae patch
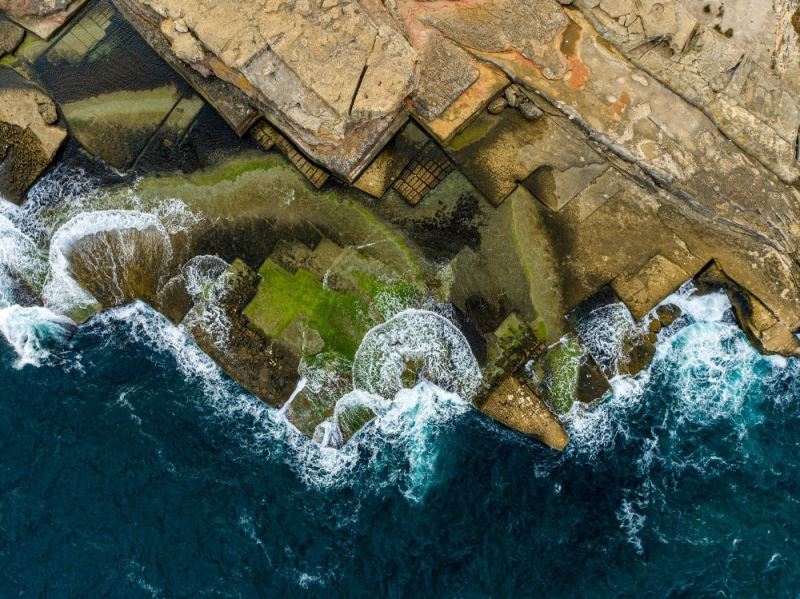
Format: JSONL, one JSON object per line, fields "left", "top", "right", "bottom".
{"left": 540, "top": 337, "right": 582, "bottom": 414}
{"left": 351, "top": 271, "right": 419, "bottom": 319}
{"left": 149, "top": 152, "right": 284, "bottom": 188}
{"left": 447, "top": 114, "right": 498, "bottom": 151}
{"left": 244, "top": 260, "right": 372, "bottom": 359}
{"left": 134, "top": 155, "right": 425, "bottom": 282}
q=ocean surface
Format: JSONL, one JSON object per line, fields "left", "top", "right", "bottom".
{"left": 0, "top": 285, "right": 798, "bottom": 597}
{"left": 0, "top": 172, "right": 799, "bottom": 596}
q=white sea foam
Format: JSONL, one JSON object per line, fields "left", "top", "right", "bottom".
{"left": 352, "top": 309, "right": 481, "bottom": 401}
{"left": 333, "top": 389, "right": 387, "bottom": 423}
{"left": 44, "top": 210, "right": 171, "bottom": 314}
{"left": 655, "top": 282, "right": 731, "bottom": 324}
{"left": 0, "top": 208, "right": 48, "bottom": 305}
{"left": 616, "top": 497, "right": 647, "bottom": 555}
{"left": 311, "top": 419, "right": 344, "bottom": 449}
{"left": 286, "top": 380, "right": 469, "bottom": 500}
{"left": 0, "top": 305, "right": 74, "bottom": 368}
{"left": 566, "top": 285, "right": 776, "bottom": 456}
{"left": 566, "top": 285, "right": 794, "bottom": 554}
{"left": 182, "top": 255, "right": 229, "bottom": 300}
{"left": 575, "top": 301, "right": 645, "bottom": 377}
{"left": 93, "top": 302, "right": 242, "bottom": 404}
{"left": 656, "top": 321, "right": 762, "bottom": 425}
{"left": 16, "top": 164, "right": 101, "bottom": 241}
{"left": 564, "top": 373, "right": 649, "bottom": 458}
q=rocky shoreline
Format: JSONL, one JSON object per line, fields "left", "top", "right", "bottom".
{"left": 1, "top": 0, "right": 799, "bottom": 451}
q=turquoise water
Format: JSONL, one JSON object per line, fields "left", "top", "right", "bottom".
{"left": 0, "top": 289, "right": 798, "bottom": 596}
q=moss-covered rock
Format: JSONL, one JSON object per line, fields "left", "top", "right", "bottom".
{"left": 538, "top": 336, "right": 582, "bottom": 414}
{"left": 183, "top": 259, "right": 298, "bottom": 406}
{"left": 243, "top": 259, "right": 372, "bottom": 360}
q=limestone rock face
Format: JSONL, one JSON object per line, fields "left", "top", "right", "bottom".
{"left": 0, "top": 68, "right": 66, "bottom": 203}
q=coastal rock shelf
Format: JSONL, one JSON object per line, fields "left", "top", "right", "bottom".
{"left": 1, "top": 0, "right": 799, "bottom": 450}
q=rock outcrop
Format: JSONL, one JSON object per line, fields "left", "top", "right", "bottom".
{"left": 477, "top": 375, "right": 569, "bottom": 451}
{"left": 108, "top": 1, "right": 800, "bottom": 359}
{"left": 0, "top": 68, "right": 66, "bottom": 202}
{"left": 113, "top": 0, "right": 419, "bottom": 179}
{"left": 3, "top": 0, "right": 799, "bottom": 449}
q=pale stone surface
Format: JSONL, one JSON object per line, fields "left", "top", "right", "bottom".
{"left": 1, "top": 0, "right": 88, "bottom": 39}
{"left": 574, "top": 0, "right": 800, "bottom": 184}
{"left": 0, "top": 68, "right": 66, "bottom": 202}
{"left": 117, "top": 0, "right": 419, "bottom": 179}
{"left": 478, "top": 375, "right": 569, "bottom": 451}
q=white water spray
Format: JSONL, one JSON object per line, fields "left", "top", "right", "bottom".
{"left": 278, "top": 376, "right": 308, "bottom": 417}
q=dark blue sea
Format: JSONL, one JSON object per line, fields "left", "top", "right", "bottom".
{"left": 0, "top": 288, "right": 799, "bottom": 597}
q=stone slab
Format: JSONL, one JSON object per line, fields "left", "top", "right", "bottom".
{"left": 478, "top": 375, "right": 569, "bottom": 451}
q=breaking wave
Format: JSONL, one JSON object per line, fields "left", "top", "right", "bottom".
{"left": 44, "top": 210, "right": 171, "bottom": 314}
{"left": 352, "top": 309, "right": 481, "bottom": 401}
{"left": 0, "top": 305, "right": 74, "bottom": 368}
{"left": 563, "top": 284, "right": 796, "bottom": 557}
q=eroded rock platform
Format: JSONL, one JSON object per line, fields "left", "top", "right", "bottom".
{"left": 2, "top": 0, "right": 799, "bottom": 450}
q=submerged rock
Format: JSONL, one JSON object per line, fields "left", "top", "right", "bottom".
{"left": 65, "top": 223, "right": 172, "bottom": 308}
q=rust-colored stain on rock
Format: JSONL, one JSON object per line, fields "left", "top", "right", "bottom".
{"left": 560, "top": 19, "right": 589, "bottom": 90}
{"left": 609, "top": 90, "right": 631, "bottom": 119}
{"left": 566, "top": 55, "right": 590, "bottom": 90}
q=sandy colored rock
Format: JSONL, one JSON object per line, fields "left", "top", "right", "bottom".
{"left": 116, "top": 0, "right": 418, "bottom": 180}
{"left": 0, "top": 17, "right": 24, "bottom": 54}
{"left": 478, "top": 375, "right": 569, "bottom": 451}
{"left": 611, "top": 254, "right": 690, "bottom": 320}
{"left": 1, "top": 0, "right": 87, "bottom": 38}
{"left": 0, "top": 68, "right": 66, "bottom": 202}
{"left": 413, "top": 29, "right": 479, "bottom": 121}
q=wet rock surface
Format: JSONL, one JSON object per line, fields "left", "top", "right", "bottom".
{"left": 183, "top": 259, "right": 299, "bottom": 405}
